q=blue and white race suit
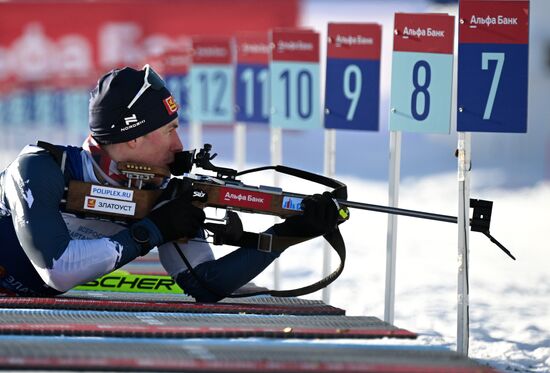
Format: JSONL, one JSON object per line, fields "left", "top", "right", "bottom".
{"left": 0, "top": 144, "right": 278, "bottom": 300}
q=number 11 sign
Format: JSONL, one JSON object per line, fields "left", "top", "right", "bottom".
{"left": 389, "top": 13, "right": 455, "bottom": 133}
{"left": 235, "top": 32, "right": 269, "bottom": 124}
{"left": 457, "top": 0, "right": 529, "bottom": 133}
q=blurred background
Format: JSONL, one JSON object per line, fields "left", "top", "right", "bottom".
{"left": 0, "top": 0, "right": 548, "bottom": 188}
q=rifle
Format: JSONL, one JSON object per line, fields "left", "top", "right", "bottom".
{"left": 64, "top": 143, "right": 515, "bottom": 298}
{"left": 171, "top": 144, "right": 514, "bottom": 260}
{"left": 165, "top": 143, "right": 516, "bottom": 298}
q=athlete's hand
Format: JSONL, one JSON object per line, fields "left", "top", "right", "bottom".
{"left": 147, "top": 181, "right": 206, "bottom": 243}
{"left": 154, "top": 178, "right": 189, "bottom": 205}
{"left": 273, "top": 192, "right": 339, "bottom": 239}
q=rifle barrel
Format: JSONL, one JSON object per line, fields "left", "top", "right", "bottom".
{"left": 338, "top": 199, "right": 458, "bottom": 224}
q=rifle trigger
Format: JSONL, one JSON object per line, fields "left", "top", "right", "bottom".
{"left": 204, "top": 211, "right": 243, "bottom": 245}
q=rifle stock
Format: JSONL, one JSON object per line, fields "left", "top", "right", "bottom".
{"left": 189, "top": 180, "right": 305, "bottom": 218}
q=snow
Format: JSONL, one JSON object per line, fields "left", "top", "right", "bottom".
{"left": 0, "top": 0, "right": 547, "bottom": 369}
{"left": 220, "top": 170, "right": 550, "bottom": 373}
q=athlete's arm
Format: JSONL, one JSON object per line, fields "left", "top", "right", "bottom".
{"left": 3, "top": 152, "right": 151, "bottom": 292}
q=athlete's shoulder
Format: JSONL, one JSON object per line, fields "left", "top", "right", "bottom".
{"left": 7, "top": 144, "right": 71, "bottom": 189}
{"left": 14, "top": 143, "right": 85, "bottom": 182}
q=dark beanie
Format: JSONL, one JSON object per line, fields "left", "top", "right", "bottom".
{"left": 89, "top": 67, "right": 178, "bottom": 144}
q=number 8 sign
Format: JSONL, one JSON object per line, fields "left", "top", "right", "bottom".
{"left": 457, "top": 0, "right": 529, "bottom": 133}
{"left": 389, "top": 13, "right": 455, "bottom": 134}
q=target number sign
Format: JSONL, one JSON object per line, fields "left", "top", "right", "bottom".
{"left": 270, "top": 30, "right": 321, "bottom": 129}
{"left": 190, "top": 38, "right": 234, "bottom": 124}
{"left": 389, "top": 13, "right": 455, "bottom": 134}
{"left": 457, "top": 0, "right": 529, "bottom": 133}
{"left": 324, "top": 23, "right": 382, "bottom": 131}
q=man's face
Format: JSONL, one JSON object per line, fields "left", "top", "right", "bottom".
{"left": 132, "top": 119, "right": 183, "bottom": 167}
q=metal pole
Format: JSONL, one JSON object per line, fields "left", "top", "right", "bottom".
{"left": 234, "top": 122, "right": 246, "bottom": 171}
{"left": 322, "top": 129, "right": 337, "bottom": 304}
{"left": 270, "top": 126, "right": 283, "bottom": 290}
{"left": 457, "top": 132, "right": 471, "bottom": 356}
{"left": 190, "top": 121, "right": 202, "bottom": 152}
{"left": 339, "top": 200, "right": 457, "bottom": 224}
{"left": 384, "top": 131, "right": 402, "bottom": 324}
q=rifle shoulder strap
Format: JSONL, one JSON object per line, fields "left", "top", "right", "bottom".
{"left": 174, "top": 228, "right": 346, "bottom": 299}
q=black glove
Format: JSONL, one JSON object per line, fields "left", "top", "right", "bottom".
{"left": 147, "top": 180, "right": 206, "bottom": 243}
{"left": 273, "top": 192, "right": 339, "bottom": 239}
{"left": 155, "top": 178, "right": 190, "bottom": 204}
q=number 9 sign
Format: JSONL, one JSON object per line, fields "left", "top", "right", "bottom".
{"left": 389, "top": 13, "right": 455, "bottom": 134}
{"left": 324, "top": 23, "right": 382, "bottom": 131}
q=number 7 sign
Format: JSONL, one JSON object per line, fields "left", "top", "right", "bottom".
{"left": 457, "top": 0, "right": 529, "bottom": 133}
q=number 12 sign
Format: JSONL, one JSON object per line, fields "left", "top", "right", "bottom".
{"left": 389, "top": 13, "right": 455, "bottom": 134}
{"left": 270, "top": 29, "right": 321, "bottom": 129}
{"left": 189, "top": 37, "right": 234, "bottom": 124}
{"left": 324, "top": 23, "right": 382, "bottom": 131}
{"left": 457, "top": 0, "right": 529, "bottom": 133}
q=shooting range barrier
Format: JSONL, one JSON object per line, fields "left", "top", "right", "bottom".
{"left": 0, "top": 336, "right": 497, "bottom": 372}
{"left": 0, "top": 309, "right": 414, "bottom": 339}
{"left": 0, "top": 289, "right": 497, "bottom": 372}
{"left": 0, "top": 291, "right": 345, "bottom": 316}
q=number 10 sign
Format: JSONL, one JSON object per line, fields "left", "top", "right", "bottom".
{"left": 457, "top": 0, "right": 529, "bottom": 133}
{"left": 270, "top": 29, "right": 321, "bottom": 129}
{"left": 389, "top": 13, "right": 455, "bottom": 134}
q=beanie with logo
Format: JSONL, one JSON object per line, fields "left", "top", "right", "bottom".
{"left": 89, "top": 66, "right": 178, "bottom": 145}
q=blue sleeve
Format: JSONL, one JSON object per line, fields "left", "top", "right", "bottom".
{"left": 3, "top": 152, "right": 71, "bottom": 268}
{"left": 111, "top": 218, "right": 164, "bottom": 268}
{"left": 2, "top": 152, "right": 160, "bottom": 271}
{"left": 176, "top": 228, "right": 280, "bottom": 302}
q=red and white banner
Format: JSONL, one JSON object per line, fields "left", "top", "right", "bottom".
{"left": 192, "top": 38, "right": 233, "bottom": 65}
{"left": 0, "top": 0, "right": 299, "bottom": 90}
{"left": 236, "top": 32, "right": 270, "bottom": 65}
{"left": 271, "top": 29, "right": 319, "bottom": 63}
{"left": 393, "top": 13, "right": 455, "bottom": 54}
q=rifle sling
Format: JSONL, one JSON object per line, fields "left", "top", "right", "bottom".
{"left": 174, "top": 228, "right": 346, "bottom": 299}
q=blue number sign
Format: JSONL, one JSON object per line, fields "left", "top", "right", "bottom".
{"left": 457, "top": 0, "right": 529, "bottom": 133}
{"left": 235, "top": 33, "right": 270, "bottom": 124}
{"left": 166, "top": 74, "right": 190, "bottom": 124}
{"left": 324, "top": 23, "right": 382, "bottom": 131}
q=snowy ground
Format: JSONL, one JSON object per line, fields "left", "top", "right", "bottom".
{"left": 215, "top": 169, "right": 550, "bottom": 373}
{"left": 1, "top": 136, "right": 547, "bottom": 371}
